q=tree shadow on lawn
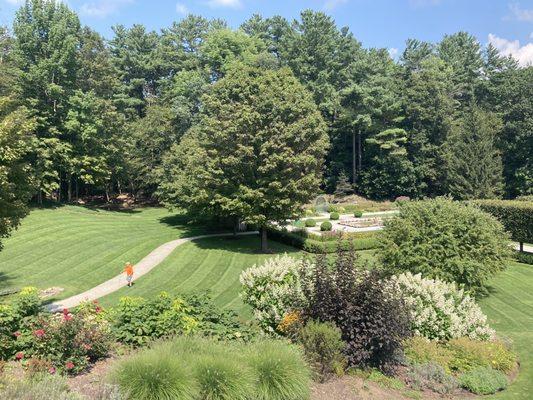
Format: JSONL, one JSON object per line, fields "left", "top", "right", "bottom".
{"left": 191, "top": 234, "right": 301, "bottom": 255}
{"left": 0, "top": 271, "right": 16, "bottom": 294}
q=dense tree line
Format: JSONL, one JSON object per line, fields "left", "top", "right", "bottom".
{"left": 1, "top": 1, "right": 532, "bottom": 242}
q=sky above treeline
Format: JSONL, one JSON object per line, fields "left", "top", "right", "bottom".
{"left": 1, "top": 0, "right": 532, "bottom": 65}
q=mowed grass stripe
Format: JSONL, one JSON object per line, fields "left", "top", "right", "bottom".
{"left": 99, "top": 236, "right": 302, "bottom": 315}
{"left": 481, "top": 261, "right": 533, "bottom": 399}
{"left": 0, "top": 206, "right": 210, "bottom": 300}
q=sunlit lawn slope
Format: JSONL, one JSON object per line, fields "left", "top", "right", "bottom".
{"left": 0, "top": 205, "right": 209, "bottom": 302}
{"left": 99, "top": 235, "right": 303, "bottom": 315}
{"left": 481, "top": 261, "right": 533, "bottom": 399}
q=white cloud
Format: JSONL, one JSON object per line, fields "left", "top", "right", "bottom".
{"left": 176, "top": 2, "right": 188, "bottom": 14}
{"left": 388, "top": 48, "right": 399, "bottom": 59}
{"left": 488, "top": 33, "right": 533, "bottom": 67}
{"left": 207, "top": 0, "right": 241, "bottom": 9}
{"left": 324, "top": 0, "right": 348, "bottom": 11}
{"left": 80, "top": 0, "right": 133, "bottom": 18}
{"left": 508, "top": 2, "right": 533, "bottom": 22}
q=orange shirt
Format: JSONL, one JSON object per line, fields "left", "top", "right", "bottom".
{"left": 124, "top": 265, "right": 134, "bottom": 276}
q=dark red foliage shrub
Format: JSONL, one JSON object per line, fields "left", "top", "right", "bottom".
{"left": 301, "top": 248, "right": 412, "bottom": 373}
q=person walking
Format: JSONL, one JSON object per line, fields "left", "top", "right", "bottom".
{"left": 124, "top": 262, "right": 134, "bottom": 287}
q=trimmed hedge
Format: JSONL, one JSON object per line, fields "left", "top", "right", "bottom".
{"left": 305, "top": 219, "right": 317, "bottom": 228}
{"left": 474, "top": 200, "right": 533, "bottom": 246}
{"left": 516, "top": 251, "right": 533, "bottom": 265}
{"left": 329, "top": 212, "right": 340, "bottom": 220}
{"left": 267, "top": 227, "right": 379, "bottom": 253}
{"left": 320, "top": 221, "right": 333, "bottom": 231}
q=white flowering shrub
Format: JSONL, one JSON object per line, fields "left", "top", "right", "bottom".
{"left": 240, "top": 254, "right": 306, "bottom": 334}
{"left": 390, "top": 272, "right": 494, "bottom": 341}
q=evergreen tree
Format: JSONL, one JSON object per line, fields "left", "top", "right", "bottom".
{"left": 444, "top": 106, "right": 504, "bottom": 200}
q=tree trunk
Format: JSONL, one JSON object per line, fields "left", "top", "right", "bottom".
{"left": 520, "top": 242, "right": 524, "bottom": 252}
{"left": 233, "top": 216, "right": 239, "bottom": 237}
{"left": 105, "top": 186, "right": 110, "bottom": 203}
{"left": 75, "top": 178, "right": 79, "bottom": 201}
{"left": 37, "top": 190, "right": 42, "bottom": 205}
{"left": 67, "top": 174, "right": 72, "bottom": 202}
{"left": 260, "top": 226, "right": 268, "bottom": 253}
{"left": 352, "top": 130, "right": 357, "bottom": 185}
{"left": 358, "top": 129, "right": 362, "bottom": 172}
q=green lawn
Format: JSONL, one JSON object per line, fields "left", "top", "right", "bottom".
{"left": 99, "top": 235, "right": 303, "bottom": 315}
{"left": 480, "top": 261, "right": 533, "bottom": 399}
{"left": 0, "top": 205, "right": 210, "bottom": 302}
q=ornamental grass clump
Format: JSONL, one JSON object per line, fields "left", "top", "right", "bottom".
{"left": 113, "top": 343, "right": 197, "bottom": 400}
{"left": 390, "top": 272, "right": 494, "bottom": 341}
{"left": 247, "top": 340, "right": 311, "bottom": 400}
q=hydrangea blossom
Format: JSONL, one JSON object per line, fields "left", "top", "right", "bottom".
{"left": 390, "top": 272, "right": 494, "bottom": 340}
{"left": 240, "top": 254, "right": 306, "bottom": 333}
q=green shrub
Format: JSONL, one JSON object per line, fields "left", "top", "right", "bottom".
{"left": 408, "top": 362, "right": 458, "bottom": 394}
{"left": 329, "top": 212, "right": 339, "bottom": 220}
{"left": 404, "top": 337, "right": 455, "bottom": 373}
{"left": 459, "top": 367, "right": 508, "bottom": 395}
{"left": 298, "top": 321, "right": 345, "bottom": 382}
{"left": 110, "top": 292, "right": 251, "bottom": 346}
{"left": 404, "top": 336, "right": 517, "bottom": 375}
{"left": 447, "top": 337, "right": 517, "bottom": 374}
{"left": 320, "top": 221, "right": 332, "bottom": 231}
{"left": 474, "top": 199, "right": 533, "bottom": 245}
{"left": 247, "top": 340, "right": 311, "bottom": 400}
{"left": 353, "top": 210, "right": 363, "bottom": 218}
{"left": 110, "top": 292, "right": 198, "bottom": 346}
{"left": 21, "top": 304, "right": 113, "bottom": 374}
{"left": 266, "top": 227, "right": 379, "bottom": 254}
{"left": 304, "top": 219, "right": 316, "bottom": 228}
{"left": 379, "top": 198, "right": 512, "bottom": 294}
{"left": 113, "top": 343, "right": 197, "bottom": 400}
{"left": 516, "top": 251, "right": 533, "bottom": 265}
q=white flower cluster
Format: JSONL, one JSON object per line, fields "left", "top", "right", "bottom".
{"left": 239, "top": 254, "right": 305, "bottom": 333}
{"left": 390, "top": 272, "right": 494, "bottom": 341}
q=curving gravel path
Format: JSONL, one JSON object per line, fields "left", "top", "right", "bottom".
{"left": 47, "top": 231, "right": 258, "bottom": 312}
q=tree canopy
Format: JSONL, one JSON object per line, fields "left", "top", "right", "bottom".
{"left": 0, "top": 1, "right": 531, "bottom": 248}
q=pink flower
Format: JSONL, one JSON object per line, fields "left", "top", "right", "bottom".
{"left": 13, "top": 331, "right": 21, "bottom": 338}
{"left": 49, "top": 367, "right": 56, "bottom": 375}
{"left": 15, "top": 352, "right": 24, "bottom": 360}
{"left": 95, "top": 306, "right": 102, "bottom": 314}
{"left": 82, "top": 343, "right": 92, "bottom": 350}
{"left": 63, "top": 308, "right": 72, "bottom": 321}
{"left": 34, "top": 329, "right": 45, "bottom": 338}
{"left": 65, "top": 361, "right": 75, "bottom": 370}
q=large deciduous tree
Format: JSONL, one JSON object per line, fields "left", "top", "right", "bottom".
{"left": 159, "top": 65, "right": 328, "bottom": 251}
{"left": 0, "top": 97, "right": 36, "bottom": 250}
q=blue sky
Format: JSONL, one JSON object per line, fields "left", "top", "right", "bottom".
{"left": 1, "top": 0, "right": 532, "bottom": 65}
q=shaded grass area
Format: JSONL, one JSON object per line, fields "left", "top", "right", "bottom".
{"left": 480, "top": 262, "right": 533, "bottom": 399}
{"left": 0, "top": 206, "right": 209, "bottom": 302}
{"left": 100, "top": 235, "right": 304, "bottom": 316}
